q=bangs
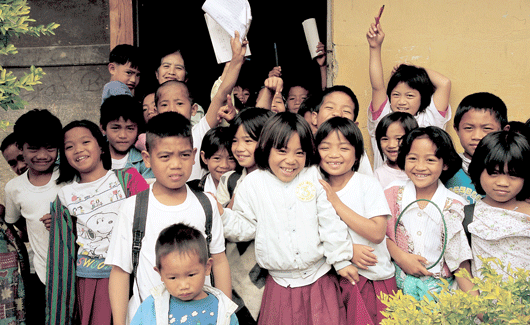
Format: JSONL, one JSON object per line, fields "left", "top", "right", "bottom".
{"left": 484, "top": 152, "right": 526, "bottom": 178}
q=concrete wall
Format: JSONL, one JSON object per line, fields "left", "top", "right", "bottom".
{"left": 330, "top": 0, "right": 530, "bottom": 162}
{"left": 0, "top": 0, "right": 110, "bottom": 202}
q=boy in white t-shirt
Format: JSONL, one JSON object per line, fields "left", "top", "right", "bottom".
{"left": 4, "top": 109, "right": 64, "bottom": 324}
{"left": 106, "top": 112, "right": 231, "bottom": 325}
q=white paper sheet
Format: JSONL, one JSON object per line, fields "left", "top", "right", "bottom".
{"left": 205, "top": 13, "right": 251, "bottom": 64}
{"left": 302, "top": 18, "right": 320, "bottom": 59}
{"left": 202, "top": 0, "right": 252, "bottom": 43}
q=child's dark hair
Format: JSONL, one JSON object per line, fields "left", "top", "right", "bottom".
{"left": 228, "top": 107, "right": 274, "bottom": 142}
{"left": 57, "top": 120, "right": 111, "bottom": 184}
{"left": 200, "top": 126, "right": 235, "bottom": 170}
{"left": 375, "top": 112, "right": 419, "bottom": 159}
{"left": 469, "top": 131, "right": 530, "bottom": 201}
{"left": 387, "top": 64, "right": 435, "bottom": 115}
{"left": 14, "top": 108, "right": 63, "bottom": 149}
{"left": 1, "top": 132, "right": 18, "bottom": 153}
{"left": 100, "top": 95, "right": 145, "bottom": 132}
{"left": 315, "top": 117, "right": 364, "bottom": 172}
{"left": 397, "top": 126, "right": 461, "bottom": 183}
{"left": 297, "top": 93, "right": 321, "bottom": 118}
{"left": 155, "top": 223, "right": 209, "bottom": 270}
{"left": 255, "top": 112, "right": 315, "bottom": 172}
{"left": 145, "top": 112, "right": 192, "bottom": 152}
{"left": 109, "top": 44, "right": 141, "bottom": 70}
{"left": 155, "top": 80, "right": 194, "bottom": 106}
{"left": 453, "top": 92, "right": 508, "bottom": 130}
{"left": 315, "top": 85, "right": 359, "bottom": 121}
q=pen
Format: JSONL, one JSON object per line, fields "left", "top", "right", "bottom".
{"left": 375, "top": 5, "right": 385, "bottom": 25}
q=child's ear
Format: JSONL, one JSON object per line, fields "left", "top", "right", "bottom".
{"left": 108, "top": 63, "right": 116, "bottom": 75}
{"left": 100, "top": 124, "right": 107, "bottom": 136}
{"left": 191, "top": 148, "right": 197, "bottom": 163}
{"left": 443, "top": 164, "right": 449, "bottom": 171}
{"left": 205, "top": 258, "right": 213, "bottom": 276}
{"left": 142, "top": 150, "right": 151, "bottom": 168}
{"left": 200, "top": 151, "right": 208, "bottom": 165}
{"left": 153, "top": 266, "right": 161, "bottom": 276}
{"left": 311, "top": 111, "right": 319, "bottom": 129}
{"left": 155, "top": 69, "right": 160, "bottom": 82}
{"left": 191, "top": 103, "right": 198, "bottom": 117}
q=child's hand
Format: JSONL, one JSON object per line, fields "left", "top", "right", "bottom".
{"left": 398, "top": 252, "right": 434, "bottom": 277}
{"left": 40, "top": 213, "right": 52, "bottom": 231}
{"left": 352, "top": 244, "right": 377, "bottom": 270}
{"left": 268, "top": 66, "right": 282, "bottom": 78}
{"left": 264, "top": 76, "right": 283, "bottom": 94}
{"left": 337, "top": 264, "right": 359, "bottom": 285}
{"left": 319, "top": 179, "right": 340, "bottom": 206}
{"left": 315, "top": 42, "right": 327, "bottom": 67}
{"left": 231, "top": 31, "right": 248, "bottom": 61}
{"left": 217, "top": 94, "right": 237, "bottom": 123}
{"left": 366, "top": 21, "right": 385, "bottom": 48}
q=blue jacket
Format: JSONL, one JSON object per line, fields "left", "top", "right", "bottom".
{"left": 125, "top": 148, "right": 154, "bottom": 179}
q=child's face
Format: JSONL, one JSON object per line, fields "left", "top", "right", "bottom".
{"left": 271, "top": 92, "right": 286, "bottom": 113}
{"left": 109, "top": 62, "right": 140, "bottom": 91}
{"left": 480, "top": 165, "right": 524, "bottom": 207}
{"left": 156, "top": 83, "right": 196, "bottom": 119}
{"left": 287, "top": 86, "right": 309, "bottom": 113}
{"left": 102, "top": 117, "right": 138, "bottom": 158}
{"left": 64, "top": 127, "right": 105, "bottom": 178}
{"left": 404, "top": 137, "right": 447, "bottom": 194}
{"left": 2, "top": 143, "right": 28, "bottom": 175}
{"left": 318, "top": 130, "right": 355, "bottom": 178}
{"left": 381, "top": 122, "right": 406, "bottom": 165}
{"left": 155, "top": 251, "right": 211, "bottom": 302}
{"left": 142, "top": 93, "right": 158, "bottom": 122}
{"left": 269, "top": 133, "right": 306, "bottom": 183}
{"left": 201, "top": 148, "right": 236, "bottom": 185}
{"left": 312, "top": 92, "right": 356, "bottom": 130}
{"left": 455, "top": 109, "right": 502, "bottom": 160}
{"left": 142, "top": 136, "right": 196, "bottom": 192}
{"left": 232, "top": 126, "right": 257, "bottom": 170}
{"left": 233, "top": 86, "right": 250, "bottom": 105}
{"left": 156, "top": 52, "right": 186, "bottom": 84}
{"left": 22, "top": 143, "right": 58, "bottom": 174}
{"left": 389, "top": 82, "right": 421, "bottom": 116}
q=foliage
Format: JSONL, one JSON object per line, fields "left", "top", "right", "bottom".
{"left": 0, "top": 0, "right": 59, "bottom": 111}
{"left": 380, "top": 257, "right": 530, "bottom": 324}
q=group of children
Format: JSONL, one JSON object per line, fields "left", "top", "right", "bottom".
{"left": 0, "top": 17, "right": 529, "bottom": 325}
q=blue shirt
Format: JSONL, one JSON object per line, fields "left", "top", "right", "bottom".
{"left": 444, "top": 168, "right": 483, "bottom": 204}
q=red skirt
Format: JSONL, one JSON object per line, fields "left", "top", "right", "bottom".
{"left": 76, "top": 277, "right": 112, "bottom": 325}
{"left": 340, "top": 275, "right": 397, "bottom": 325}
{"left": 258, "top": 273, "right": 346, "bottom": 325}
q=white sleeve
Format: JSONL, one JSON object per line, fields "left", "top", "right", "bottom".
{"left": 4, "top": 180, "right": 21, "bottom": 224}
{"left": 216, "top": 171, "right": 234, "bottom": 207}
{"left": 363, "top": 176, "right": 392, "bottom": 219}
{"left": 220, "top": 180, "right": 257, "bottom": 242}
{"left": 206, "top": 193, "right": 226, "bottom": 255}
{"left": 105, "top": 198, "right": 134, "bottom": 273}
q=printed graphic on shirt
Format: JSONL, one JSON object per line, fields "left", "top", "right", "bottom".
{"left": 295, "top": 180, "right": 316, "bottom": 202}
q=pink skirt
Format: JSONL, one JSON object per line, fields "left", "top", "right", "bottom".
{"left": 258, "top": 273, "right": 346, "bottom": 325}
{"left": 340, "top": 275, "right": 397, "bottom": 325}
{"left": 76, "top": 277, "right": 112, "bottom": 325}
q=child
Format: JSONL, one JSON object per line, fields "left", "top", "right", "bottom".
{"left": 373, "top": 112, "right": 419, "bottom": 189}
{"left": 467, "top": 131, "right": 530, "bottom": 279}
{"left": 192, "top": 127, "right": 237, "bottom": 193}
{"left": 46, "top": 120, "right": 148, "bottom": 325}
{"left": 1, "top": 132, "right": 28, "bottom": 175}
{"left": 315, "top": 117, "right": 396, "bottom": 325}
{"left": 384, "top": 127, "right": 474, "bottom": 300}
{"left": 135, "top": 90, "right": 158, "bottom": 152}
{"left": 100, "top": 94, "right": 153, "bottom": 179}
{"left": 106, "top": 112, "right": 231, "bottom": 325}
{"left": 131, "top": 223, "right": 238, "bottom": 325}
{"left": 102, "top": 44, "right": 141, "bottom": 102}
{"left": 155, "top": 32, "right": 246, "bottom": 181}
{"left": 221, "top": 112, "right": 357, "bottom": 324}
{"left": 4, "top": 109, "right": 63, "bottom": 324}
{"left": 446, "top": 92, "right": 508, "bottom": 204}
{"left": 367, "top": 20, "right": 452, "bottom": 170}
{"left": 310, "top": 86, "right": 373, "bottom": 176}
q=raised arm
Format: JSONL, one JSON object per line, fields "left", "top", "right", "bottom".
{"left": 425, "top": 68, "right": 451, "bottom": 113}
{"left": 205, "top": 31, "right": 248, "bottom": 128}
{"left": 316, "top": 42, "right": 328, "bottom": 90}
{"left": 367, "top": 21, "right": 387, "bottom": 112}
{"left": 255, "top": 76, "right": 283, "bottom": 110}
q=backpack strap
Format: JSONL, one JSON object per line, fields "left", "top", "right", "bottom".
{"left": 130, "top": 189, "right": 149, "bottom": 299}
{"left": 227, "top": 171, "right": 242, "bottom": 199}
{"left": 188, "top": 188, "right": 213, "bottom": 254}
{"left": 463, "top": 203, "right": 475, "bottom": 246}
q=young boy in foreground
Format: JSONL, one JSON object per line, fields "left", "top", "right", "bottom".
{"left": 106, "top": 112, "right": 231, "bottom": 325}
{"left": 131, "top": 223, "right": 238, "bottom": 325}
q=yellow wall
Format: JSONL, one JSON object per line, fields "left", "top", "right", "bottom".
{"left": 331, "top": 0, "right": 530, "bottom": 163}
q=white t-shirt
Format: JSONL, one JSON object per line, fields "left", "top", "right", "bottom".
{"left": 368, "top": 96, "right": 452, "bottom": 170}
{"left": 203, "top": 173, "right": 216, "bottom": 194}
{"left": 374, "top": 162, "right": 409, "bottom": 190}
{"left": 112, "top": 153, "right": 129, "bottom": 170}
{"left": 105, "top": 184, "right": 225, "bottom": 321}
{"left": 357, "top": 153, "right": 374, "bottom": 176}
{"left": 4, "top": 168, "right": 63, "bottom": 284}
{"left": 190, "top": 117, "right": 212, "bottom": 181}
{"left": 335, "top": 172, "right": 395, "bottom": 280}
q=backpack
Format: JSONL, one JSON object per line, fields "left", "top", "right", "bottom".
{"left": 463, "top": 203, "right": 475, "bottom": 246}
{"left": 227, "top": 171, "right": 242, "bottom": 199}
{"left": 129, "top": 184, "right": 213, "bottom": 299}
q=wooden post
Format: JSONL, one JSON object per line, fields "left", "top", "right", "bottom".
{"left": 109, "top": 0, "right": 134, "bottom": 49}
